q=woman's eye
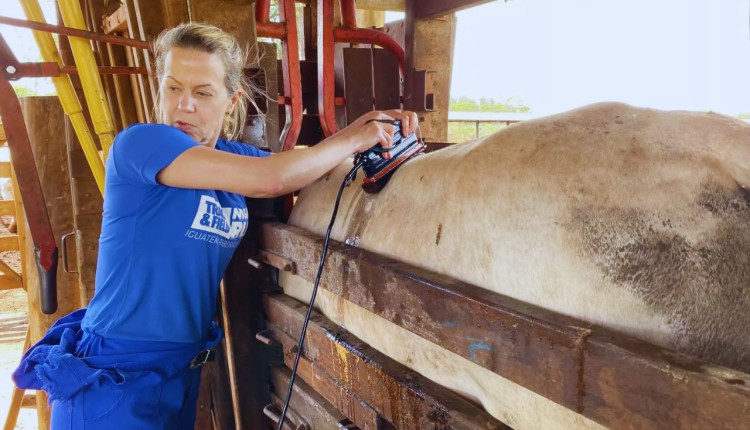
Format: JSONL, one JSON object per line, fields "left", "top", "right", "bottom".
{"left": 168, "top": 86, "right": 180, "bottom": 92}
{"left": 197, "top": 92, "right": 212, "bottom": 97}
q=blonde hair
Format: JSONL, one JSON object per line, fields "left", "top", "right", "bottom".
{"left": 154, "top": 23, "right": 255, "bottom": 141}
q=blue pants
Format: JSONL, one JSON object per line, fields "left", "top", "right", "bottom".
{"left": 50, "top": 364, "right": 201, "bottom": 429}
{"left": 13, "top": 309, "right": 221, "bottom": 430}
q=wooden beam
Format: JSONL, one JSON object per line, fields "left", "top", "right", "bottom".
{"left": 102, "top": 4, "right": 129, "bottom": 34}
{"left": 264, "top": 293, "right": 507, "bottom": 429}
{"left": 0, "top": 162, "right": 11, "bottom": 178}
{"left": 356, "top": 0, "right": 404, "bottom": 11}
{"left": 269, "top": 366, "right": 358, "bottom": 429}
{"left": 259, "top": 222, "right": 750, "bottom": 430}
{"left": 0, "top": 235, "right": 19, "bottom": 252}
{"left": 0, "top": 274, "right": 22, "bottom": 291}
{"left": 0, "top": 257, "right": 22, "bottom": 287}
{"left": 0, "top": 200, "right": 16, "bottom": 216}
{"left": 414, "top": 0, "right": 494, "bottom": 19}
{"left": 0, "top": 123, "right": 5, "bottom": 143}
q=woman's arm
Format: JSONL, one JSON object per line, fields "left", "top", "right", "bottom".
{"left": 156, "top": 110, "right": 418, "bottom": 197}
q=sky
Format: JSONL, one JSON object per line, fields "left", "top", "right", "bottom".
{"left": 448, "top": 0, "right": 750, "bottom": 116}
{"left": 1, "top": 0, "right": 749, "bottom": 117}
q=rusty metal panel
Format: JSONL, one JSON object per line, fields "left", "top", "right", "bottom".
{"left": 343, "top": 48, "right": 374, "bottom": 124}
{"left": 259, "top": 222, "right": 750, "bottom": 429}
{"left": 264, "top": 293, "right": 507, "bottom": 430}
{"left": 372, "top": 48, "right": 400, "bottom": 110}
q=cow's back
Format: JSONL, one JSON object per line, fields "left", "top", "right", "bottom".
{"left": 285, "top": 102, "right": 750, "bottom": 428}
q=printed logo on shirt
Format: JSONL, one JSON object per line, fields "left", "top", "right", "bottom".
{"left": 186, "top": 195, "right": 247, "bottom": 246}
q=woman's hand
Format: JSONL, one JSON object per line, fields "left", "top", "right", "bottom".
{"left": 331, "top": 110, "right": 420, "bottom": 159}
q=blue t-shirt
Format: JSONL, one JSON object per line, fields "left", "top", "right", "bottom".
{"left": 82, "top": 124, "right": 270, "bottom": 343}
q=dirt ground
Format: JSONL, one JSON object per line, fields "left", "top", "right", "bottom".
{"left": 0, "top": 213, "right": 39, "bottom": 429}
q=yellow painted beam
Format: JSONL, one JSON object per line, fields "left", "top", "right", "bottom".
{"left": 58, "top": 0, "right": 115, "bottom": 158}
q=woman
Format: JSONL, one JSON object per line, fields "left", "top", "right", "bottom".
{"left": 13, "top": 23, "right": 417, "bottom": 429}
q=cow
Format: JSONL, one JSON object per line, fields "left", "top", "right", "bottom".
{"left": 280, "top": 102, "right": 750, "bottom": 429}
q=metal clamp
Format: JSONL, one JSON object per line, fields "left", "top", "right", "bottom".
{"left": 61, "top": 231, "right": 78, "bottom": 274}
{"left": 189, "top": 348, "right": 215, "bottom": 369}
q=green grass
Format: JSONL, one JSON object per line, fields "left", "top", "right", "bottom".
{"left": 447, "top": 122, "right": 507, "bottom": 143}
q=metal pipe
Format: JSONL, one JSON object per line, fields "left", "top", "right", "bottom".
{"left": 334, "top": 27, "right": 405, "bottom": 74}
{"left": 18, "top": 0, "right": 104, "bottom": 194}
{"left": 255, "top": 22, "right": 285, "bottom": 39}
{"left": 340, "top": 0, "right": 358, "bottom": 29}
{"left": 317, "top": 0, "right": 338, "bottom": 136}
{"left": 0, "top": 14, "right": 151, "bottom": 50}
{"left": 4, "top": 62, "right": 147, "bottom": 79}
{"left": 58, "top": 0, "right": 115, "bottom": 160}
{"left": 279, "top": 0, "right": 303, "bottom": 151}
{"left": 255, "top": 0, "right": 271, "bottom": 24}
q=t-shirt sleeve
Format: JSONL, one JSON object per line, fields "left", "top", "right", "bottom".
{"left": 220, "top": 139, "right": 271, "bottom": 158}
{"left": 111, "top": 124, "right": 199, "bottom": 185}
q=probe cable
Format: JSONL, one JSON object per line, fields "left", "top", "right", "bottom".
{"left": 277, "top": 158, "right": 366, "bottom": 430}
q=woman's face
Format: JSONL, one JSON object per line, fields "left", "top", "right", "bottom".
{"left": 159, "top": 47, "right": 239, "bottom": 147}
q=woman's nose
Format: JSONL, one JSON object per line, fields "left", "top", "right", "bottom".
{"left": 178, "top": 94, "right": 196, "bottom": 112}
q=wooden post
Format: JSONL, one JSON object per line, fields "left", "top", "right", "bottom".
{"left": 20, "top": 96, "right": 81, "bottom": 430}
{"left": 65, "top": 118, "right": 103, "bottom": 306}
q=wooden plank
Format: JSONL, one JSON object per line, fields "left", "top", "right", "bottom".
{"left": 414, "top": 0, "right": 493, "bottom": 19}
{"left": 10, "top": 165, "right": 25, "bottom": 291}
{"left": 264, "top": 293, "right": 507, "bottom": 430}
{"left": 372, "top": 48, "right": 401, "bottom": 110}
{"left": 0, "top": 274, "right": 21, "bottom": 291}
{"left": 0, "top": 257, "right": 22, "bottom": 286}
{"left": 343, "top": 48, "right": 375, "bottom": 124}
{"left": 261, "top": 223, "right": 586, "bottom": 408}
{"left": 0, "top": 161, "right": 10, "bottom": 178}
{"left": 582, "top": 331, "right": 750, "bottom": 429}
{"left": 356, "top": 0, "right": 405, "bottom": 11}
{"left": 259, "top": 222, "right": 750, "bottom": 429}
{"left": 0, "top": 235, "right": 19, "bottom": 252}
{"left": 270, "top": 366, "right": 361, "bottom": 430}
{"left": 0, "top": 123, "right": 5, "bottom": 142}
{"left": 102, "top": 3, "right": 129, "bottom": 34}
{"left": 0, "top": 200, "right": 15, "bottom": 216}
{"left": 269, "top": 326, "right": 396, "bottom": 430}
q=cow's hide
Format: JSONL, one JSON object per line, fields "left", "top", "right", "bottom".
{"left": 281, "top": 103, "right": 750, "bottom": 429}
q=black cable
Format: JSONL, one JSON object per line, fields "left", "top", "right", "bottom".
{"left": 277, "top": 158, "right": 366, "bottom": 430}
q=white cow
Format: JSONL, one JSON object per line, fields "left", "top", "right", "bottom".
{"left": 281, "top": 102, "right": 750, "bottom": 429}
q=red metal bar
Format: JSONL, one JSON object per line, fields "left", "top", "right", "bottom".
{"left": 255, "top": 22, "right": 285, "bottom": 39}
{"left": 0, "top": 15, "right": 150, "bottom": 50}
{"left": 255, "top": 0, "right": 272, "bottom": 24}
{"left": 4, "top": 62, "right": 147, "bottom": 79}
{"left": 61, "top": 65, "right": 147, "bottom": 75}
{"left": 317, "top": 0, "right": 338, "bottom": 136}
{"left": 340, "top": 0, "right": 358, "bottom": 29}
{"left": 0, "top": 75, "right": 58, "bottom": 314}
{"left": 279, "top": 0, "right": 303, "bottom": 151}
{"left": 333, "top": 27, "right": 406, "bottom": 74}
